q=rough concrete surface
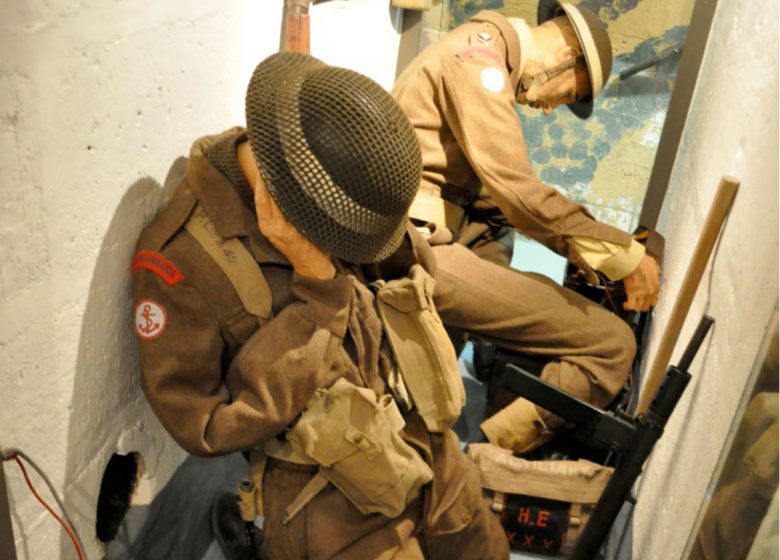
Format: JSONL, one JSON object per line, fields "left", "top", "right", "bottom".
{"left": 0, "top": 1, "right": 273, "bottom": 555}
{"left": 632, "top": 0, "right": 779, "bottom": 557}
{"left": 0, "top": 2, "right": 403, "bottom": 558}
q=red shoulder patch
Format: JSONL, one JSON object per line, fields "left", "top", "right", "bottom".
{"left": 132, "top": 250, "right": 184, "bottom": 286}
{"left": 456, "top": 46, "right": 503, "bottom": 68}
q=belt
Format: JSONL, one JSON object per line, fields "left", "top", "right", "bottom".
{"left": 262, "top": 439, "right": 329, "bottom": 526}
{"left": 408, "top": 191, "right": 465, "bottom": 231}
{"left": 237, "top": 438, "right": 321, "bottom": 524}
{"left": 262, "top": 437, "right": 316, "bottom": 465}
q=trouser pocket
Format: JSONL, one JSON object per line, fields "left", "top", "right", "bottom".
{"left": 286, "top": 377, "right": 433, "bottom": 518}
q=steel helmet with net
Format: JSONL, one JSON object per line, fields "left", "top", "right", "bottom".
{"left": 246, "top": 52, "right": 422, "bottom": 263}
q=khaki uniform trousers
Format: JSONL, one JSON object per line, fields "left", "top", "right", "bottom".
{"left": 430, "top": 235, "right": 636, "bottom": 443}
{"left": 261, "top": 418, "right": 509, "bottom": 559}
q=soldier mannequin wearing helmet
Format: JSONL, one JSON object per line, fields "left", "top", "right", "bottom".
{"left": 392, "top": 1, "right": 661, "bottom": 453}
{"left": 132, "top": 52, "right": 508, "bottom": 559}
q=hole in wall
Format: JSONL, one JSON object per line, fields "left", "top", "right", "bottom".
{"left": 95, "top": 452, "right": 141, "bottom": 543}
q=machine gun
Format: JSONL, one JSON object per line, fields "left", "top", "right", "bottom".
{"left": 492, "top": 176, "right": 738, "bottom": 557}
{"left": 498, "top": 315, "right": 714, "bottom": 558}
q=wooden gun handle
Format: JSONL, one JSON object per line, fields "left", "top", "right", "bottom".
{"left": 282, "top": 0, "right": 311, "bottom": 54}
{"left": 636, "top": 176, "right": 739, "bottom": 415}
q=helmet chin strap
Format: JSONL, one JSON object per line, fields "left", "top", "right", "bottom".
{"left": 518, "top": 55, "right": 584, "bottom": 102}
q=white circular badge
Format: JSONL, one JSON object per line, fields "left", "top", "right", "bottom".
{"left": 135, "top": 299, "right": 168, "bottom": 341}
{"left": 480, "top": 67, "right": 506, "bottom": 93}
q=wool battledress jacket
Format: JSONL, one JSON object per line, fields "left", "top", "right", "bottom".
{"left": 392, "top": 10, "right": 634, "bottom": 282}
{"left": 133, "top": 128, "right": 441, "bottom": 456}
{"left": 131, "top": 129, "right": 509, "bottom": 559}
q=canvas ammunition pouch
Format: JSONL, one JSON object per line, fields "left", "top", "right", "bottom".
{"left": 286, "top": 377, "right": 433, "bottom": 518}
{"left": 467, "top": 443, "right": 613, "bottom": 557}
{"left": 374, "top": 264, "right": 466, "bottom": 433}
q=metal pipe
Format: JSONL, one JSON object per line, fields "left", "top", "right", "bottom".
{"left": 619, "top": 44, "right": 683, "bottom": 80}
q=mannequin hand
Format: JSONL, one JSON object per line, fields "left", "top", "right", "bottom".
{"left": 254, "top": 176, "right": 336, "bottom": 280}
{"left": 622, "top": 254, "right": 661, "bottom": 312}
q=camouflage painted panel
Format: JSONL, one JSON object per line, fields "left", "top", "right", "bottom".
{"left": 448, "top": 0, "right": 692, "bottom": 231}
{"left": 521, "top": 25, "right": 688, "bottom": 232}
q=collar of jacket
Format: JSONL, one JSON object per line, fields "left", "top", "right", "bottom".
{"left": 185, "top": 128, "right": 290, "bottom": 266}
{"left": 470, "top": 10, "right": 523, "bottom": 94}
{"left": 508, "top": 17, "right": 533, "bottom": 78}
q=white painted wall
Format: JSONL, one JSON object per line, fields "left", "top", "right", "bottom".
{"left": 311, "top": 0, "right": 403, "bottom": 90}
{"left": 632, "top": 0, "right": 778, "bottom": 558}
{"left": 0, "top": 1, "right": 401, "bottom": 558}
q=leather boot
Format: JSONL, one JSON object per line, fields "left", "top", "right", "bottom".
{"left": 211, "top": 492, "right": 267, "bottom": 560}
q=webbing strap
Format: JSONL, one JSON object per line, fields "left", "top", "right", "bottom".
{"left": 184, "top": 204, "right": 272, "bottom": 325}
{"left": 237, "top": 450, "right": 268, "bottom": 521}
{"left": 282, "top": 471, "right": 330, "bottom": 525}
{"left": 381, "top": 394, "right": 407, "bottom": 433}
{"left": 237, "top": 441, "right": 319, "bottom": 523}
{"left": 262, "top": 438, "right": 316, "bottom": 465}
{"left": 408, "top": 191, "right": 465, "bottom": 231}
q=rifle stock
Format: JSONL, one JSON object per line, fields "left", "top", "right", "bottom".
{"left": 281, "top": 0, "right": 311, "bottom": 54}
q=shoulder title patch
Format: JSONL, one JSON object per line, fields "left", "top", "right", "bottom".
{"left": 456, "top": 46, "right": 504, "bottom": 68}
{"left": 132, "top": 250, "right": 184, "bottom": 286}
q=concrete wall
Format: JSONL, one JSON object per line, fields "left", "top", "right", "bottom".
{"left": 632, "top": 0, "right": 778, "bottom": 557}
{"left": 0, "top": 1, "right": 401, "bottom": 559}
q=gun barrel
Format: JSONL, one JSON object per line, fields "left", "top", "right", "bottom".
{"left": 678, "top": 315, "right": 715, "bottom": 372}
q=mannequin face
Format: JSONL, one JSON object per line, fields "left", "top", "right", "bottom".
{"left": 517, "top": 18, "right": 591, "bottom": 114}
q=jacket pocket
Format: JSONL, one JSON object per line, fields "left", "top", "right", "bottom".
{"left": 375, "top": 264, "right": 465, "bottom": 432}
{"left": 286, "top": 377, "right": 432, "bottom": 518}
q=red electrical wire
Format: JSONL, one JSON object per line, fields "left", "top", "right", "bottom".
{"left": 8, "top": 455, "right": 85, "bottom": 560}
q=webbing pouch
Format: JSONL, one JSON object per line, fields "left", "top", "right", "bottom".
{"left": 374, "top": 264, "right": 465, "bottom": 432}
{"left": 467, "top": 443, "right": 613, "bottom": 556}
{"left": 286, "top": 378, "right": 432, "bottom": 518}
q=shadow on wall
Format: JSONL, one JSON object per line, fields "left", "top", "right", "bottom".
{"left": 58, "top": 158, "right": 188, "bottom": 559}
{"left": 104, "top": 453, "right": 249, "bottom": 560}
